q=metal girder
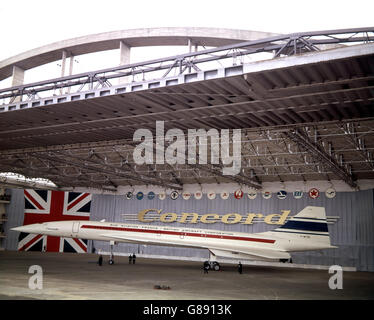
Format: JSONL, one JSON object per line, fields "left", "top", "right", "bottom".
{"left": 189, "top": 163, "right": 262, "bottom": 189}
{"left": 341, "top": 123, "right": 374, "bottom": 171}
{"left": 191, "top": 139, "right": 262, "bottom": 189}
{"left": 1, "top": 117, "right": 374, "bottom": 189}
{"left": 1, "top": 27, "right": 373, "bottom": 101}
{"left": 31, "top": 152, "right": 183, "bottom": 190}
{"left": 284, "top": 129, "right": 358, "bottom": 188}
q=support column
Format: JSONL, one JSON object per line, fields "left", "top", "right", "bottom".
{"left": 60, "top": 50, "right": 68, "bottom": 95}
{"left": 119, "top": 41, "right": 131, "bottom": 84}
{"left": 188, "top": 38, "right": 193, "bottom": 53}
{"left": 11, "top": 66, "right": 25, "bottom": 86}
{"left": 11, "top": 66, "right": 25, "bottom": 102}
{"left": 187, "top": 39, "right": 199, "bottom": 73}
{"left": 59, "top": 50, "right": 75, "bottom": 94}
{"left": 187, "top": 38, "right": 199, "bottom": 53}
{"left": 68, "top": 55, "right": 74, "bottom": 76}
{"left": 61, "top": 50, "right": 68, "bottom": 77}
{"left": 66, "top": 55, "right": 74, "bottom": 93}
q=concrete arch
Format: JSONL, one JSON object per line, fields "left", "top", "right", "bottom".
{"left": 0, "top": 27, "right": 278, "bottom": 82}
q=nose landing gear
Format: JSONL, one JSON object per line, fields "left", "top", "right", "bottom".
{"left": 203, "top": 261, "right": 221, "bottom": 271}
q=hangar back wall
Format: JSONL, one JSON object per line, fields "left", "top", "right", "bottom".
{"left": 4, "top": 189, "right": 374, "bottom": 271}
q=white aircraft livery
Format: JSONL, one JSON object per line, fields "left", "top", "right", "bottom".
{"left": 12, "top": 206, "right": 337, "bottom": 269}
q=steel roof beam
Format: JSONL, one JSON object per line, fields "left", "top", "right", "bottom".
{"left": 341, "top": 123, "right": 374, "bottom": 171}
{"left": 189, "top": 163, "right": 262, "bottom": 189}
{"left": 1, "top": 27, "right": 373, "bottom": 100}
{"left": 284, "top": 129, "right": 358, "bottom": 188}
{"left": 59, "top": 150, "right": 184, "bottom": 189}
{"left": 31, "top": 153, "right": 183, "bottom": 190}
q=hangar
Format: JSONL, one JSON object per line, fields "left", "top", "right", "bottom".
{"left": 0, "top": 27, "right": 374, "bottom": 299}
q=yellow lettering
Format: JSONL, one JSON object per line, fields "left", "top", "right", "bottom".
{"left": 242, "top": 213, "right": 263, "bottom": 224}
{"left": 276, "top": 210, "right": 291, "bottom": 225}
{"left": 137, "top": 209, "right": 292, "bottom": 225}
{"left": 160, "top": 213, "right": 178, "bottom": 223}
{"left": 178, "top": 212, "right": 199, "bottom": 224}
{"left": 264, "top": 210, "right": 291, "bottom": 225}
{"left": 138, "top": 209, "right": 160, "bottom": 222}
{"left": 221, "top": 213, "right": 242, "bottom": 224}
{"left": 200, "top": 214, "right": 220, "bottom": 224}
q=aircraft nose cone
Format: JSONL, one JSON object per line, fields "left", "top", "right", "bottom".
{"left": 11, "top": 224, "right": 41, "bottom": 233}
{"left": 11, "top": 226, "right": 27, "bottom": 232}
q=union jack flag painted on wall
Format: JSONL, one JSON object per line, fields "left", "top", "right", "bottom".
{"left": 18, "top": 189, "right": 91, "bottom": 253}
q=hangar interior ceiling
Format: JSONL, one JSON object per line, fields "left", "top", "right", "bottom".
{"left": 0, "top": 27, "right": 373, "bottom": 192}
{"left": 0, "top": 120, "right": 374, "bottom": 191}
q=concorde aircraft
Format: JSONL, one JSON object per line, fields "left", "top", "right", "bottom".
{"left": 12, "top": 206, "right": 336, "bottom": 270}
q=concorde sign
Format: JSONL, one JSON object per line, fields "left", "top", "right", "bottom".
{"left": 136, "top": 208, "right": 292, "bottom": 225}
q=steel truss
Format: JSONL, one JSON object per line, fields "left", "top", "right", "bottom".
{"left": 1, "top": 119, "right": 373, "bottom": 191}
{"left": 1, "top": 27, "right": 373, "bottom": 102}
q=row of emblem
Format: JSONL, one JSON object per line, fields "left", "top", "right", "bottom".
{"left": 125, "top": 188, "right": 336, "bottom": 200}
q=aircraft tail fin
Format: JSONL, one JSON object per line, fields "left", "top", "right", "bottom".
{"left": 272, "top": 206, "right": 336, "bottom": 248}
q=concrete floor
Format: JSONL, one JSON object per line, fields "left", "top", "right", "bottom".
{"left": 0, "top": 251, "right": 373, "bottom": 300}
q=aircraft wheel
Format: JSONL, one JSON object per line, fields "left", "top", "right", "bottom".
{"left": 213, "top": 263, "right": 220, "bottom": 271}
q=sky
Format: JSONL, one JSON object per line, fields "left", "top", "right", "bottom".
{"left": 1, "top": 0, "right": 373, "bottom": 59}
{"left": 0, "top": 0, "right": 373, "bottom": 85}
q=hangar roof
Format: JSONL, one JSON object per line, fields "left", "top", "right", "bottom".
{"left": 0, "top": 27, "right": 279, "bottom": 81}
{"left": 0, "top": 28, "right": 373, "bottom": 191}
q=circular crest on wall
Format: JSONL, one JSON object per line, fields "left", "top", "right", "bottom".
{"left": 147, "top": 191, "right": 155, "bottom": 200}
{"left": 262, "top": 190, "right": 272, "bottom": 199}
{"left": 170, "top": 191, "right": 179, "bottom": 200}
{"left": 194, "top": 191, "right": 203, "bottom": 200}
{"left": 136, "top": 191, "right": 144, "bottom": 200}
{"left": 277, "top": 190, "right": 287, "bottom": 200}
{"left": 182, "top": 192, "right": 191, "bottom": 200}
{"left": 247, "top": 189, "right": 257, "bottom": 200}
{"left": 325, "top": 188, "right": 336, "bottom": 199}
{"left": 125, "top": 192, "right": 133, "bottom": 200}
{"left": 207, "top": 191, "right": 216, "bottom": 200}
{"left": 158, "top": 192, "right": 166, "bottom": 200}
{"left": 220, "top": 191, "right": 230, "bottom": 200}
{"left": 309, "top": 188, "right": 320, "bottom": 199}
{"left": 234, "top": 189, "right": 243, "bottom": 199}
{"left": 293, "top": 190, "right": 303, "bottom": 199}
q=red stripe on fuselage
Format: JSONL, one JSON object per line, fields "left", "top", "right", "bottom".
{"left": 80, "top": 225, "right": 275, "bottom": 244}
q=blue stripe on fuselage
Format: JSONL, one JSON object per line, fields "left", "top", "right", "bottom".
{"left": 279, "top": 220, "right": 328, "bottom": 232}
{"left": 272, "top": 230, "right": 329, "bottom": 236}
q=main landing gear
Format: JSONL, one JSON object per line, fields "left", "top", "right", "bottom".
{"left": 109, "top": 241, "right": 115, "bottom": 265}
{"left": 203, "top": 261, "right": 221, "bottom": 271}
